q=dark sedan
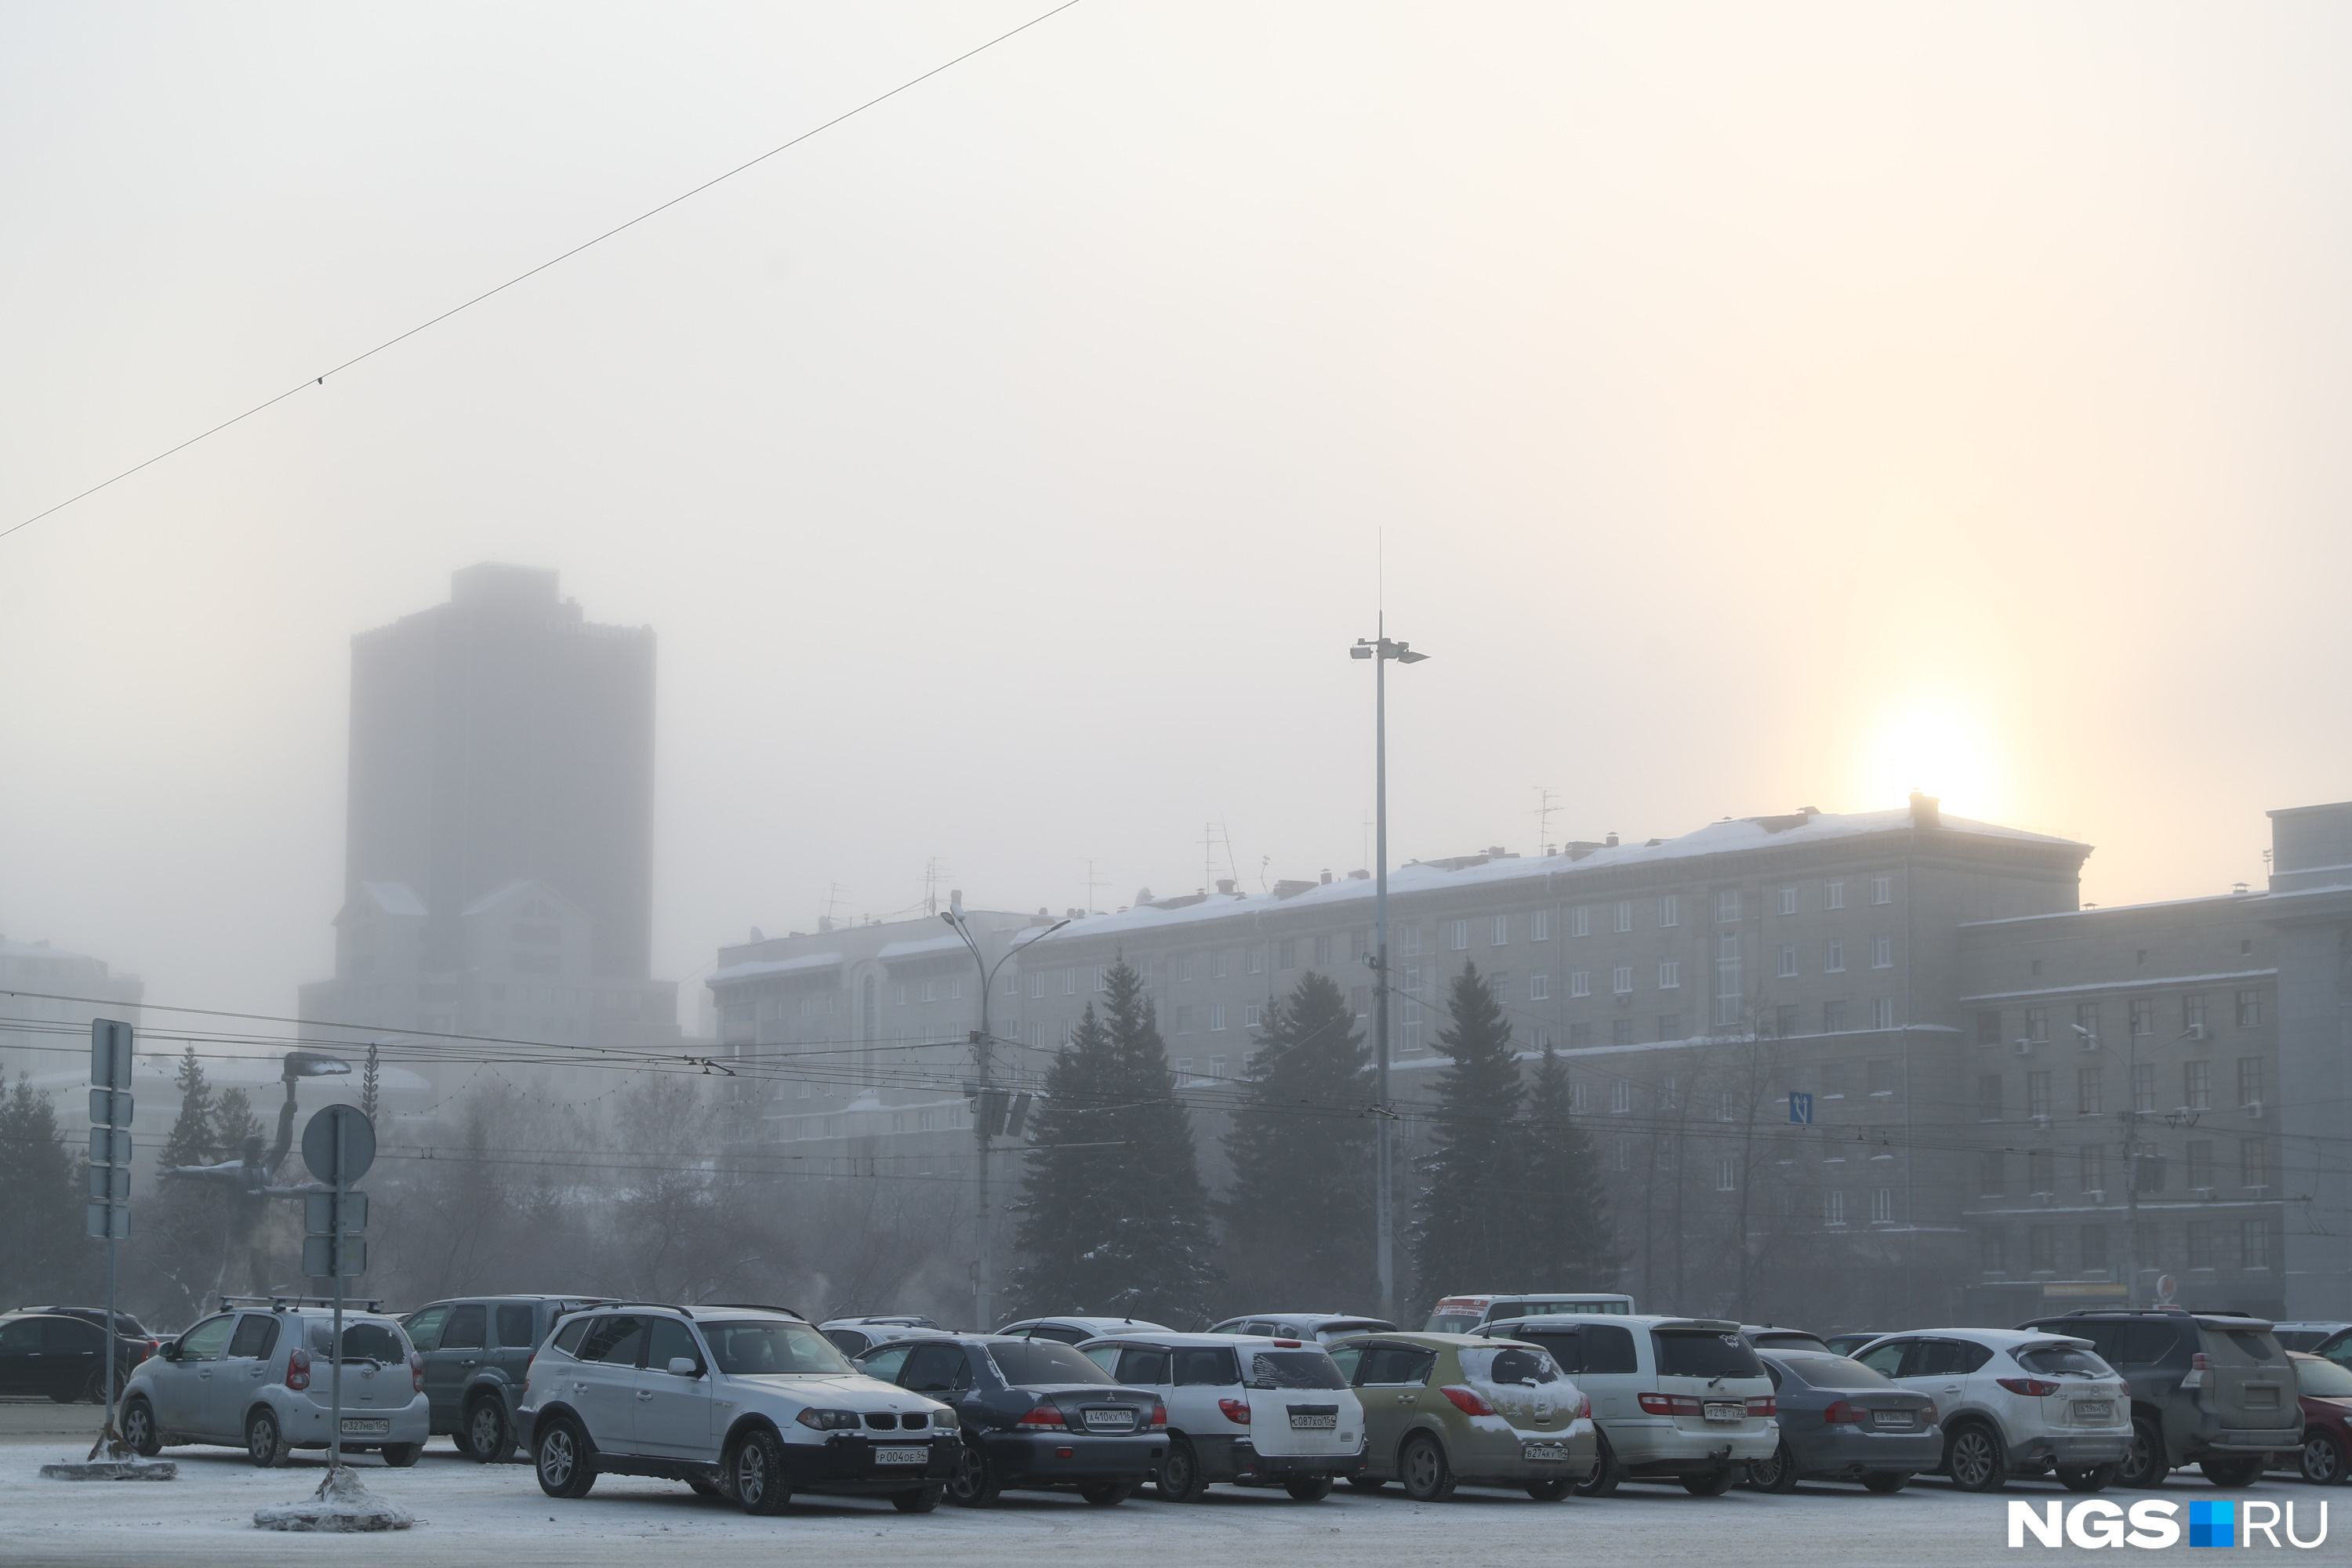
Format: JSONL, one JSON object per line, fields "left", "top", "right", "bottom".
{"left": 0, "top": 1310, "right": 155, "bottom": 1403}
{"left": 1744, "top": 1349, "right": 1942, "bottom": 1494}
{"left": 855, "top": 1334, "right": 1167, "bottom": 1506}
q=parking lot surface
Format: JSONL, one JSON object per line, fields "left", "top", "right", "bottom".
{"left": 0, "top": 1436, "right": 2297, "bottom": 1568}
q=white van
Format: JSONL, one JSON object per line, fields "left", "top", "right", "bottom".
{"left": 1477, "top": 1313, "right": 1775, "bottom": 1496}
{"left": 1425, "top": 1294, "right": 1635, "bottom": 1334}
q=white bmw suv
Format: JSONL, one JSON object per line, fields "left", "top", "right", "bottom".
{"left": 520, "top": 1305, "right": 960, "bottom": 1514}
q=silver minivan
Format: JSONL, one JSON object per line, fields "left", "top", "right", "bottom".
{"left": 1080, "top": 1333, "right": 1365, "bottom": 1501}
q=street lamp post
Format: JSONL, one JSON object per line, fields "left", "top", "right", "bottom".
{"left": 1352, "top": 621, "right": 1428, "bottom": 1323}
{"left": 942, "top": 905, "right": 1068, "bottom": 1332}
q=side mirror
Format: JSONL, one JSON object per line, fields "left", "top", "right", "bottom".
{"left": 668, "top": 1357, "right": 701, "bottom": 1377}
{"left": 162, "top": 1340, "right": 183, "bottom": 1362}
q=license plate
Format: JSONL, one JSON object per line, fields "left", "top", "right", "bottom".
{"left": 1874, "top": 1410, "right": 1916, "bottom": 1428}
{"left": 873, "top": 1445, "right": 929, "bottom": 1465}
{"left": 1523, "top": 1443, "right": 1570, "bottom": 1462}
{"left": 2074, "top": 1402, "right": 2113, "bottom": 1422}
{"left": 1290, "top": 1413, "right": 1338, "bottom": 1431}
{"left": 1081, "top": 1408, "right": 1134, "bottom": 1431}
{"left": 1703, "top": 1403, "right": 1743, "bottom": 1422}
{"left": 2245, "top": 1389, "right": 2278, "bottom": 1409}
{"left": 339, "top": 1418, "right": 390, "bottom": 1436}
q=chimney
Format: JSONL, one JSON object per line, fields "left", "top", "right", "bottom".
{"left": 1319, "top": 869, "right": 1333, "bottom": 885}
{"left": 1909, "top": 791, "right": 1941, "bottom": 829}
{"left": 1604, "top": 832, "right": 1620, "bottom": 848}
{"left": 1215, "top": 879, "right": 1236, "bottom": 895}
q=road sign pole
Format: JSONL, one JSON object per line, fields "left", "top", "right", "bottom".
{"left": 330, "top": 1115, "right": 344, "bottom": 1475}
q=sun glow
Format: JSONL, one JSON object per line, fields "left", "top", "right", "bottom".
{"left": 1857, "top": 700, "right": 2007, "bottom": 823}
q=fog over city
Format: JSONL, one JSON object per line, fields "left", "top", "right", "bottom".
{"left": 5, "top": 5, "right": 2352, "bottom": 1539}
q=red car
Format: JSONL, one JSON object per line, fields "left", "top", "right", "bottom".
{"left": 2282, "top": 1352, "right": 2352, "bottom": 1486}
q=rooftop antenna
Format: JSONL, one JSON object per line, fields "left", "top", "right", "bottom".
{"left": 1081, "top": 857, "right": 1106, "bottom": 915}
{"left": 822, "top": 882, "right": 849, "bottom": 928}
{"left": 1534, "top": 786, "right": 1559, "bottom": 856}
{"left": 923, "top": 857, "right": 949, "bottom": 916}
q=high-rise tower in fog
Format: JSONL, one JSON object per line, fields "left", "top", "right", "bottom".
{"left": 302, "top": 564, "right": 677, "bottom": 1062}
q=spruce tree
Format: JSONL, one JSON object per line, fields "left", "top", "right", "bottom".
{"left": 1218, "top": 970, "right": 1374, "bottom": 1309}
{"left": 162, "top": 1045, "right": 216, "bottom": 1167}
{"left": 0, "top": 1074, "right": 89, "bottom": 1306}
{"left": 1007, "top": 1002, "right": 1125, "bottom": 1319}
{"left": 361, "top": 1044, "right": 381, "bottom": 1123}
{"left": 1101, "top": 961, "right": 1218, "bottom": 1323}
{"left": 212, "top": 1087, "right": 264, "bottom": 1165}
{"left": 1520, "top": 1040, "right": 1624, "bottom": 1288}
{"left": 1407, "top": 962, "right": 1526, "bottom": 1309}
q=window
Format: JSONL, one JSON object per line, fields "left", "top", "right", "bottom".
{"left": 2029, "top": 1226, "right": 2056, "bottom": 1272}
{"left": 1610, "top": 1081, "right": 1631, "bottom": 1113}
{"left": 1657, "top": 960, "right": 1680, "bottom": 989}
{"left": 2082, "top": 1224, "right": 2109, "bottom": 1272}
{"left": 1531, "top": 909, "right": 1551, "bottom": 941}
{"left": 1823, "top": 1000, "right": 1847, "bottom": 1033}
{"left": 2241, "top": 1138, "right": 2269, "bottom": 1189}
{"left": 2135, "top": 1221, "right": 2161, "bottom": 1269}
{"left": 1826, "top": 941, "right": 1846, "bottom": 974}
{"left": 1209, "top": 1055, "right": 1229, "bottom": 1080}
{"left": 2027, "top": 1070, "right": 2052, "bottom": 1117}
{"left": 1568, "top": 1022, "right": 1592, "bottom": 1048}
{"left": 1821, "top": 1062, "right": 1845, "bottom": 1098}
{"left": 1778, "top": 887, "right": 1798, "bottom": 916}
{"left": 1824, "top": 1190, "right": 1847, "bottom": 1226}
{"left": 1871, "top": 935, "right": 1893, "bottom": 969}
{"left": 1490, "top": 916, "right": 1508, "bottom": 947}
{"left": 1247, "top": 946, "right": 1264, "bottom": 975}
{"left": 2028, "top": 1149, "right": 2054, "bottom": 1196}
{"left": 1659, "top": 1076, "right": 1678, "bottom": 1111}
{"left": 1978, "top": 1074, "right": 2003, "bottom": 1120}
{"left": 1717, "top": 890, "right": 1741, "bottom": 923}
{"left": 1243, "top": 1001, "right": 1264, "bottom": 1029}
{"left": 2183, "top": 994, "right": 2208, "bottom": 1034}
{"left": 1657, "top": 1013, "right": 1682, "bottom": 1040}
{"left": 1870, "top": 997, "right": 1895, "bottom": 1030}
{"left": 1209, "top": 1001, "right": 1228, "bottom": 1033}
{"left": 2185, "top": 1060, "right": 2211, "bottom": 1110}
{"left": 1658, "top": 895, "right": 1679, "bottom": 928}
{"left": 1777, "top": 946, "right": 1797, "bottom": 978}
{"left": 1871, "top": 1187, "right": 1896, "bottom": 1224}
{"left": 1773, "top": 1004, "right": 1799, "bottom": 1038}
{"left": 1867, "top": 1058, "right": 1897, "bottom": 1096}
{"left": 1613, "top": 1135, "right": 1632, "bottom": 1169}
{"left": 1568, "top": 1080, "right": 1587, "bottom": 1113}
{"left": 1570, "top": 970, "right": 1591, "bottom": 998}
{"left": 890, "top": 1111, "right": 906, "bottom": 1134}
{"left": 1401, "top": 968, "right": 1423, "bottom": 1051}
{"left": 1980, "top": 1229, "right": 2005, "bottom": 1272}
{"left": 1871, "top": 876, "right": 1893, "bottom": 905}
{"left": 2129, "top": 997, "right": 2154, "bottom": 1036}
{"left": 1973, "top": 1010, "right": 2002, "bottom": 1047}
{"left": 2241, "top": 1217, "right": 2273, "bottom": 1271}
{"left": 1530, "top": 973, "right": 1550, "bottom": 1002}
{"left": 2237, "top": 1057, "right": 2264, "bottom": 1108}
{"left": 1714, "top": 935, "right": 1741, "bottom": 1026}
{"left": 2078, "top": 1066, "right": 2103, "bottom": 1116}
{"left": 1449, "top": 920, "right": 1470, "bottom": 952}
{"left": 1027, "top": 973, "right": 1045, "bottom": 999}
{"left": 1486, "top": 971, "right": 1509, "bottom": 1007}
{"left": 1825, "top": 880, "right": 1846, "bottom": 910}
{"left": 1571, "top": 906, "right": 1590, "bottom": 938}
{"left": 2079, "top": 1144, "right": 2105, "bottom": 1193}
{"left": 1211, "top": 950, "right": 1229, "bottom": 980}
{"left": 1979, "top": 1149, "right": 2006, "bottom": 1196}
{"left": 1612, "top": 1018, "right": 1635, "bottom": 1047}
{"left": 1175, "top": 1056, "right": 1192, "bottom": 1079}
{"left": 2234, "top": 989, "right": 2263, "bottom": 1028}
{"left": 2024, "top": 1007, "right": 2050, "bottom": 1043}
{"left": 1613, "top": 902, "right": 1633, "bottom": 934}
{"left": 1277, "top": 938, "right": 1297, "bottom": 971}
{"left": 1173, "top": 1004, "right": 1194, "bottom": 1035}
{"left": 2186, "top": 1141, "right": 2212, "bottom": 1191}
{"left": 1716, "top": 1089, "right": 1736, "bottom": 1121}
{"left": 1612, "top": 964, "right": 1633, "bottom": 995}
{"left": 1314, "top": 935, "right": 1333, "bottom": 968}
{"left": 2185, "top": 1220, "right": 2215, "bottom": 1271}
{"left": 2132, "top": 1061, "right": 2156, "bottom": 1113}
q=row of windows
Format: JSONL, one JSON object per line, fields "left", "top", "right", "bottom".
{"left": 1976, "top": 1138, "right": 2271, "bottom": 1197}
{"left": 1981, "top": 1218, "right": 2272, "bottom": 1275}
{"left": 1980, "top": 1057, "right": 2267, "bottom": 1120}
{"left": 1975, "top": 991, "right": 2265, "bottom": 1047}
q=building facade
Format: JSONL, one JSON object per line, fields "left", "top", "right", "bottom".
{"left": 0, "top": 935, "right": 143, "bottom": 1088}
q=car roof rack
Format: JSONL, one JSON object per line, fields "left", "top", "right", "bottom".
{"left": 219, "top": 1295, "right": 387, "bottom": 1313}
{"left": 695, "top": 1302, "right": 808, "bottom": 1319}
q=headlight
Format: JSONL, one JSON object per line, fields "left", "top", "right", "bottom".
{"left": 931, "top": 1406, "right": 959, "bottom": 1430}
{"left": 796, "top": 1408, "right": 861, "bottom": 1431}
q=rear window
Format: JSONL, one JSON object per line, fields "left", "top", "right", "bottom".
{"left": 1773, "top": 1354, "right": 1888, "bottom": 1389}
{"left": 1459, "top": 1346, "right": 1562, "bottom": 1387}
{"left": 1754, "top": 1333, "right": 1833, "bottom": 1355}
{"left": 2200, "top": 1327, "right": 2281, "bottom": 1365}
{"left": 2015, "top": 1343, "right": 2115, "bottom": 1378}
{"left": 304, "top": 1319, "right": 408, "bottom": 1364}
{"left": 1244, "top": 1349, "right": 1347, "bottom": 1390}
{"left": 989, "top": 1339, "right": 1116, "bottom": 1386}
{"left": 1654, "top": 1330, "right": 1764, "bottom": 1379}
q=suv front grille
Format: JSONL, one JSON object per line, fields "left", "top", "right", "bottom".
{"left": 865, "top": 1413, "right": 898, "bottom": 1430}
{"left": 902, "top": 1412, "right": 927, "bottom": 1429}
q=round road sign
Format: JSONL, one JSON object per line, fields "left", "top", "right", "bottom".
{"left": 2156, "top": 1273, "right": 2178, "bottom": 1303}
{"left": 301, "top": 1104, "right": 376, "bottom": 1185}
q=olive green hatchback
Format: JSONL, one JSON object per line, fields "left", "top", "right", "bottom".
{"left": 1325, "top": 1332, "right": 1596, "bottom": 1501}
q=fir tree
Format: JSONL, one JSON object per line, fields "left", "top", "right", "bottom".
{"left": 1007, "top": 1003, "right": 1127, "bottom": 1318}
{"left": 212, "top": 1087, "right": 264, "bottom": 1165}
{"left": 161, "top": 1046, "right": 217, "bottom": 1167}
{"left": 1407, "top": 962, "right": 1526, "bottom": 1309}
{"left": 1218, "top": 970, "right": 1374, "bottom": 1309}
{"left": 0, "top": 1074, "right": 89, "bottom": 1306}
{"left": 1101, "top": 962, "right": 1218, "bottom": 1322}
{"left": 361, "top": 1044, "right": 381, "bottom": 1123}
{"left": 1519, "top": 1040, "right": 1624, "bottom": 1289}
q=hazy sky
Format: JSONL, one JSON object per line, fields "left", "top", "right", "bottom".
{"left": 5, "top": 2, "right": 2350, "bottom": 1023}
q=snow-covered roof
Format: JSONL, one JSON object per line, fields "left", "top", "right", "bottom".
{"left": 1039, "top": 808, "right": 2084, "bottom": 945}
{"left": 358, "top": 882, "right": 428, "bottom": 919}
{"left": 876, "top": 934, "right": 967, "bottom": 962}
{"left": 708, "top": 950, "right": 846, "bottom": 985}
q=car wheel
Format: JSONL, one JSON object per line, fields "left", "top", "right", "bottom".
{"left": 1287, "top": 1475, "right": 1334, "bottom": 1502}
{"left": 1574, "top": 1429, "right": 1623, "bottom": 1498}
{"left": 1079, "top": 1480, "right": 1134, "bottom": 1506}
{"left": 1746, "top": 1439, "right": 1799, "bottom": 1494}
{"left": 120, "top": 1397, "right": 161, "bottom": 1457}
{"left": 731, "top": 1428, "right": 793, "bottom": 1515}
{"left": 245, "top": 1406, "right": 292, "bottom": 1468}
{"left": 1682, "top": 1465, "right": 1737, "bottom": 1497}
{"left": 891, "top": 1484, "right": 944, "bottom": 1513}
{"left": 1345, "top": 1476, "right": 1387, "bottom": 1493}
{"left": 1524, "top": 1476, "right": 1573, "bottom": 1501}
{"left": 1399, "top": 1434, "right": 1457, "bottom": 1503}
{"left": 946, "top": 1436, "right": 1000, "bottom": 1508}
{"left": 1156, "top": 1436, "right": 1208, "bottom": 1502}
{"left": 2301, "top": 1429, "right": 2349, "bottom": 1486}
{"left": 1861, "top": 1472, "right": 1909, "bottom": 1494}
{"left": 380, "top": 1443, "right": 422, "bottom": 1468}
{"left": 1946, "top": 1422, "right": 2008, "bottom": 1494}
{"left": 2118, "top": 1416, "right": 2170, "bottom": 1489}
{"left": 462, "top": 1396, "right": 512, "bottom": 1462}
{"left": 2201, "top": 1456, "right": 2264, "bottom": 1489}
{"left": 2060, "top": 1464, "right": 2118, "bottom": 1493}
{"left": 534, "top": 1414, "right": 597, "bottom": 1500}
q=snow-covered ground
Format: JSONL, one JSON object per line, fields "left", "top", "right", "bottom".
{"left": 0, "top": 1439, "right": 2262, "bottom": 1568}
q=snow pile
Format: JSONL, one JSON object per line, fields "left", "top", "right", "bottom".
{"left": 38, "top": 1457, "right": 177, "bottom": 1482}
{"left": 252, "top": 1467, "right": 414, "bottom": 1532}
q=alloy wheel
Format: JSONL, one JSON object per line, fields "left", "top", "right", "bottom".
{"left": 1948, "top": 1426, "right": 2002, "bottom": 1492}
{"left": 2303, "top": 1432, "right": 2347, "bottom": 1486}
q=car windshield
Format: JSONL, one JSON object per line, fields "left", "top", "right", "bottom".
{"left": 704, "top": 1321, "right": 853, "bottom": 1376}
{"left": 303, "top": 1320, "right": 407, "bottom": 1364}
{"left": 1243, "top": 1349, "right": 1348, "bottom": 1390}
{"left": 2015, "top": 1343, "right": 2114, "bottom": 1378}
{"left": 1654, "top": 1330, "right": 1765, "bottom": 1378}
{"left": 1774, "top": 1353, "right": 1891, "bottom": 1389}
{"left": 989, "top": 1338, "right": 1116, "bottom": 1386}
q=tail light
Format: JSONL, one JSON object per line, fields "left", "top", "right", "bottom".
{"left": 140, "top": 1340, "right": 158, "bottom": 1363}
{"left": 1821, "top": 1399, "right": 1867, "bottom": 1425}
{"left": 1272, "top": 1339, "right": 1303, "bottom": 1348}
{"left": 1577, "top": 1391, "right": 1592, "bottom": 1420}
{"left": 2182, "top": 1352, "right": 2209, "bottom": 1390}
{"left": 1745, "top": 1396, "right": 1776, "bottom": 1417}
{"left": 285, "top": 1348, "right": 312, "bottom": 1392}
{"left": 1996, "top": 1377, "right": 2060, "bottom": 1398}
{"left": 410, "top": 1352, "right": 426, "bottom": 1394}
{"left": 1218, "top": 1398, "right": 1250, "bottom": 1425}
{"left": 1017, "top": 1403, "right": 1066, "bottom": 1428}
{"left": 1922, "top": 1401, "right": 1937, "bottom": 1425}
{"left": 1146, "top": 1401, "right": 1167, "bottom": 1432}
{"left": 1638, "top": 1393, "right": 1704, "bottom": 1417}
{"left": 1440, "top": 1385, "right": 1496, "bottom": 1418}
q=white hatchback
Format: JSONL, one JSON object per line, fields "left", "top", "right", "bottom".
{"left": 1080, "top": 1333, "right": 1367, "bottom": 1501}
{"left": 1851, "top": 1328, "right": 2130, "bottom": 1492}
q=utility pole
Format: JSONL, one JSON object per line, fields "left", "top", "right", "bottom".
{"left": 1352, "top": 621, "right": 1428, "bottom": 1322}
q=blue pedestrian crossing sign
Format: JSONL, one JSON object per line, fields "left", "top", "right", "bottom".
{"left": 1788, "top": 1091, "right": 1814, "bottom": 1125}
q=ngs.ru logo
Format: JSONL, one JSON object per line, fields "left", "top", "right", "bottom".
{"left": 2009, "top": 1500, "right": 2328, "bottom": 1549}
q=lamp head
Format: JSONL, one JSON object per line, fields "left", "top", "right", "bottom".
{"left": 1348, "top": 644, "right": 1373, "bottom": 660}
{"left": 284, "top": 1051, "right": 351, "bottom": 1080}
{"left": 1396, "top": 647, "right": 1428, "bottom": 663}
